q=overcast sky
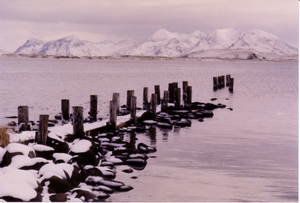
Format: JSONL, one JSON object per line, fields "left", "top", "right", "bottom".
{"left": 0, "top": 0, "right": 298, "bottom": 52}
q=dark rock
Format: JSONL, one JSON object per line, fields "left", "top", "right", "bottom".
{"left": 211, "top": 98, "right": 217, "bottom": 101}
{"left": 202, "top": 110, "right": 214, "bottom": 118}
{"left": 125, "top": 158, "right": 147, "bottom": 166}
{"left": 116, "top": 185, "right": 134, "bottom": 192}
{"left": 47, "top": 136, "right": 69, "bottom": 153}
{"left": 49, "top": 193, "right": 68, "bottom": 202}
{"left": 20, "top": 161, "right": 48, "bottom": 171}
{"left": 198, "top": 118, "right": 204, "bottom": 122}
{"left": 72, "top": 189, "right": 98, "bottom": 202}
{"left": 137, "top": 143, "right": 157, "bottom": 154}
{"left": 54, "top": 113, "right": 62, "bottom": 120}
{"left": 70, "top": 165, "right": 82, "bottom": 188}
{"left": 0, "top": 151, "right": 21, "bottom": 167}
{"left": 69, "top": 139, "right": 99, "bottom": 166}
{"left": 227, "top": 108, "right": 233, "bottom": 111}
{"left": 122, "top": 168, "right": 133, "bottom": 173}
{"left": 204, "top": 103, "right": 219, "bottom": 110}
{"left": 69, "top": 155, "right": 91, "bottom": 169}
{"left": 41, "top": 175, "right": 72, "bottom": 193}
{"left": 7, "top": 121, "right": 16, "bottom": 126}
{"left": 82, "top": 167, "right": 103, "bottom": 182}
{"left": 175, "top": 119, "right": 192, "bottom": 127}
{"left": 131, "top": 176, "right": 138, "bottom": 179}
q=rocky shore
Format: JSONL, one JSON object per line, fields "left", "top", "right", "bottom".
{"left": 0, "top": 101, "right": 227, "bottom": 202}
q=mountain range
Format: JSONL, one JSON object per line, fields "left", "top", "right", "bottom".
{"left": 10, "top": 28, "right": 299, "bottom": 60}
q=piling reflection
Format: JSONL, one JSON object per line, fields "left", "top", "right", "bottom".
{"left": 145, "top": 126, "right": 156, "bottom": 145}
{"left": 157, "top": 127, "right": 172, "bottom": 142}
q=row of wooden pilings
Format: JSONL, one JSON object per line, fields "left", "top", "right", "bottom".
{"left": 16, "top": 81, "right": 193, "bottom": 145}
{"left": 213, "top": 74, "right": 234, "bottom": 92}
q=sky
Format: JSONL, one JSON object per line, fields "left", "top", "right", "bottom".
{"left": 0, "top": 0, "right": 298, "bottom": 52}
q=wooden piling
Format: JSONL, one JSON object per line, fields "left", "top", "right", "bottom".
{"left": 143, "top": 87, "right": 148, "bottom": 110}
{"left": 226, "top": 75, "right": 231, "bottom": 86}
{"left": 229, "top": 78, "right": 234, "bottom": 93}
{"left": 73, "top": 106, "right": 84, "bottom": 137}
{"left": 90, "top": 95, "right": 98, "bottom": 121}
{"left": 183, "top": 81, "right": 188, "bottom": 106}
{"left": 162, "top": 91, "right": 169, "bottom": 112}
{"left": 112, "top": 92, "right": 120, "bottom": 115}
{"left": 130, "top": 96, "right": 137, "bottom": 125}
{"left": 18, "top": 106, "right": 30, "bottom": 131}
{"left": 173, "top": 82, "right": 178, "bottom": 103}
{"left": 61, "top": 99, "right": 69, "bottom": 121}
{"left": 168, "top": 83, "right": 174, "bottom": 103}
{"left": 127, "top": 90, "right": 134, "bottom": 110}
{"left": 175, "top": 88, "right": 181, "bottom": 108}
{"left": 151, "top": 94, "right": 157, "bottom": 118}
{"left": 187, "top": 86, "right": 192, "bottom": 104}
{"left": 154, "top": 85, "right": 160, "bottom": 104}
{"left": 109, "top": 101, "right": 117, "bottom": 132}
{"left": 36, "top": 114, "right": 49, "bottom": 145}
{"left": 213, "top": 77, "right": 218, "bottom": 91}
{"left": 221, "top": 75, "right": 225, "bottom": 88}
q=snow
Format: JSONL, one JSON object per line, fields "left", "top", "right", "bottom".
{"left": 69, "top": 139, "right": 92, "bottom": 153}
{"left": 30, "top": 144, "right": 54, "bottom": 152}
{"left": 0, "top": 169, "right": 38, "bottom": 201}
{"left": 0, "top": 147, "right": 5, "bottom": 163}
{"left": 38, "top": 163, "right": 74, "bottom": 180}
{"left": 5, "top": 143, "right": 35, "bottom": 156}
{"left": 9, "top": 155, "right": 49, "bottom": 169}
{"left": 53, "top": 153, "right": 73, "bottom": 163}
{"left": 13, "top": 28, "right": 297, "bottom": 59}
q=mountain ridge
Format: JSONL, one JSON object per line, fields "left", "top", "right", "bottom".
{"left": 11, "top": 28, "right": 298, "bottom": 60}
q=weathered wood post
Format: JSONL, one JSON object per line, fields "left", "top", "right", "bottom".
{"left": 36, "top": 114, "right": 49, "bottom": 145}
{"left": 130, "top": 96, "right": 137, "bottom": 125}
{"left": 18, "top": 106, "right": 30, "bottom": 131}
{"left": 218, "top": 76, "right": 222, "bottom": 89}
{"left": 162, "top": 91, "right": 169, "bottom": 112}
{"left": 151, "top": 94, "right": 157, "bottom": 118}
{"left": 173, "top": 82, "right": 178, "bottom": 104}
{"left": 168, "top": 83, "right": 174, "bottom": 103}
{"left": 127, "top": 90, "right": 134, "bottom": 110}
{"left": 61, "top": 99, "right": 69, "bottom": 122}
{"left": 154, "top": 85, "right": 160, "bottom": 104}
{"left": 112, "top": 93, "right": 120, "bottom": 115}
{"left": 213, "top": 77, "right": 218, "bottom": 91}
{"left": 229, "top": 78, "right": 234, "bottom": 93}
{"left": 226, "top": 75, "right": 231, "bottom": 86}
{"left": 221, "top": 75, "right": 225, "bottom": 88}
{"left": 143, "top": 87, "right": 148, "bottom": 110}
{"left": 109, "top": 101, "right": 117, "bottom": 132}
{"left": 187, "top": 86, "right": 192, "bottom": 104}
{"left": 90, "top": 95, "right": 98, "bottom": 121}
{"left": 73, "top": 106, "right": 84, "bottom": 137}
{"left": 183, "top": 81, "right": 188, "bottom": 106}
{"left": 175, "top": 88, "right": 181, "bottom": 108}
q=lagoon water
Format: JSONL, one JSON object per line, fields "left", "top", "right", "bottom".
{"left": 0, "top": 57, "right": 298, "bottom": 201}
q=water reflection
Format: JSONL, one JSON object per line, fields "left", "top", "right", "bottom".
{"left": 156, "top": 127, "right": 172, "bottom": 142}
{"left": 145, "top": 126, "right": 156, "bottom": 145}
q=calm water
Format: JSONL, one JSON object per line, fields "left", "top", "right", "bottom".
{"left": 0, "top": 57, "right": 298, "bottom": 201}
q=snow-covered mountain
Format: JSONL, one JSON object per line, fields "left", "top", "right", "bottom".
{"left": 112, "top": 29, "right": 206, "bottom": 57}
{"left": 13, "top": 28, "right": 298, "bottom": 59}
{"left": 14, "top": 36, "right": 136, "bottom": 57}
{"left": 114, "top": 28, "right": 297, "bottom": 58}
{"left": 14, "top": 38, "right": 45, "bottom": 55}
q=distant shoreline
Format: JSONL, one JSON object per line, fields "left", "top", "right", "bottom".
{"left": 1, "top": 53, "right": 298, "bottom": 62}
